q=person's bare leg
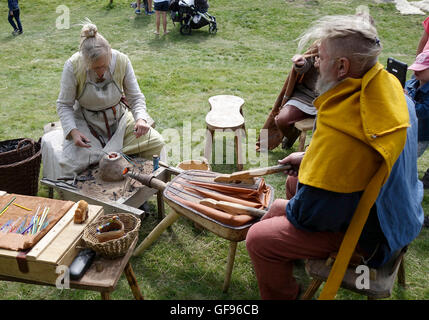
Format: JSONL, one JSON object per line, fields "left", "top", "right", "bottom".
{"left": 155, "top": 11, "right": 160, "bottom": 34}
{"left": 162, "top": 12, "right": 168, "bottom": 34}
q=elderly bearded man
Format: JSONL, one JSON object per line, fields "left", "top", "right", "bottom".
{"left": 246, "top": 14, "right": 424, "bottom": 300}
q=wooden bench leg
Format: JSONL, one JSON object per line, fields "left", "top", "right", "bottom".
{"left": 301, "top": 278, "right": 323, "bottom": 300}
{"left": 223, "top": 241, "right": 238, "bottom": 293}
{"left": 101, "top": 292, "right": 111, "bottom": 300}
{"left": 204, "top": 128, "right": 214, "bottom": 164}
{"left": 298, "top": 131, "right": 307, "bottom": 152}
{"left": 124, "top": 262, "right": 144, "bottom": 300}
{"left": 48, "top": 187, "right": 54, "bottom": 199}
{"left": 397, "top": 259, "right": 406, "bottom": 287}
{"left": 133, "top": 211, "right": 180, "bottom": 256}
{"left": 235, "top": 129, "right": 244, "bottom": 171}
{"left": 156, "top": 190, "right": 165, "bottom": 220}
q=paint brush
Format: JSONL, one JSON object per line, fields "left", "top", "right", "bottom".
{"left": 0, "top": 196, "right": 16, "bottom": 217}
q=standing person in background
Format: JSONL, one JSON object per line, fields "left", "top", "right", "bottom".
{"left": 416, "top": 16, "right": 429, "bottom": 55}
{"left": 8, "top": 0, "right": 23, "bottom": 36}
{"left": 135, "top": 0, "right": 154, "bottom": 15}
{"left": 153, "top": 0, "right": 169, "bottom": 35}
{"left": 414, "top": 17, "right": 429, "bottom": 195}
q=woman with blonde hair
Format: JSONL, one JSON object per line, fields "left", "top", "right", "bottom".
{"left": 47, "top": 20, "right": 164, "bottom": 179}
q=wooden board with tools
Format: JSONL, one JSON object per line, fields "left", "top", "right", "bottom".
{"left": 0, "top": 191, "right": 103, "bottom": 285}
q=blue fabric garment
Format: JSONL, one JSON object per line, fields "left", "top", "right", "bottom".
{"left": 375, "top": 95, "right": 424, "bottom": 261}
{"left": 405, "top": 76, "right": 429, "bottom": 141}
{"left": 286, "top": 95, "right": 424, "bottom": 268}
{"left": 8, "top": 0, "right": 19, "bottom": 11}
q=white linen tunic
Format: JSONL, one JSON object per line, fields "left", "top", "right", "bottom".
{"left": 50, "top": 49, "right": 158, "bottom": 178}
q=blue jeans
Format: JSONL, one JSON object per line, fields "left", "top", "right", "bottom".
{"left": 8, "top": 9, "right": 22, "bottom": 32}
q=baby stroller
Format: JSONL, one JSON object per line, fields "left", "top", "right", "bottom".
{"left": 169, "top": 0, "right": 217, "bottom": 35}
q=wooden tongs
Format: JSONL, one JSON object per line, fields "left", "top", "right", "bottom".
{"left": 213, "top": 164, "right": 291, "bottom": 184}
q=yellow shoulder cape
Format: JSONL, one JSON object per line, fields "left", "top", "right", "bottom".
{"left": 298, "top": 62, "right": 409, "bottom": 192}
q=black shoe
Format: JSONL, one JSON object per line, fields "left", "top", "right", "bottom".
{"left": 281, "top": 137, "right": 289, "bottom": 149}
{"left": 139, "top": 201, "right": 150, "bottom": 212}
{"left": 424, "top": 216, "right": 429, "bottom": 228}
{"left": 138, "top": 201, "right": 151, "bottom": 220}
{"left": 420, "top": 168, "right": 429, "bottom": 188}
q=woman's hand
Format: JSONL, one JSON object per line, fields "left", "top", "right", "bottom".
{"left": 70, "top": 129, "right": 91, "bottom": 148}
{"left": 134, "top": 119, "right": 150, "bottom": 138}
{"left": 278, "top": 152, "right": 305, "bottom": 177}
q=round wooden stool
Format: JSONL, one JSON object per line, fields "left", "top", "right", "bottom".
{"left": 204, "top": 95, "right": 245, "bottom": 170}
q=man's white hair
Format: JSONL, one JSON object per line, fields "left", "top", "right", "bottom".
{"left": 297, "top": 14, "right": 382, "bottom": 75}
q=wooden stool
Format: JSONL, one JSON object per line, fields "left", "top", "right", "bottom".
{"left": 294, "top": 118, "right": 315, "bottom": 152}
{"left": 204, "top": 95, "right": 245, "bottom": 171}
{"left": 301, "top": 247, "right": 407, "bottom": 300}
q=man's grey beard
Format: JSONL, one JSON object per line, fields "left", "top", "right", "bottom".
{"left": 315, "top": 77, "right": 338, "bottom": 95}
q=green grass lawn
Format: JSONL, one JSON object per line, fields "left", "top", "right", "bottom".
{"left": 0, "top": 0, "right": 428, "bottom": 300}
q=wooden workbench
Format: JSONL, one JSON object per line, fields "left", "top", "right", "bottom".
{"left": 0, "top": 192, "right": 144, "bottom": 299}
{"left": 0, "top": 237, "right": 143, "bottom": 300}
{"left": 41, "top": 165, "right": 170, "bottom": 219}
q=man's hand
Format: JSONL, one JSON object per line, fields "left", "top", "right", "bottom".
{"left": 10, "top": 11, "right": 13, "bottom": 16}
{"left": 70, "top": 129, "right": 91, "bottom": 148}
{"left": 133, "top": 118, "right": 150, "bottom": 138}
{"left": 292, "top": 54, "right": 306, "bottom": 67}
{"left": 278, "top": 152, "right": 305, "bottom": 177}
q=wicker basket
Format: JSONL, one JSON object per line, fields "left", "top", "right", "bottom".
{"left": 82, "top": 213, "right": 141, "bottom": 259}
{"left": 0, "top": 138, "right": 35, "bottom": 166}
{"left": 0, "top": 138, "right": 42, "bottom": 196}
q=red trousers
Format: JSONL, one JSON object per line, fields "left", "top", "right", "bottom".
{"left": 246, "top": 199, "right": 344, "bottom": 299}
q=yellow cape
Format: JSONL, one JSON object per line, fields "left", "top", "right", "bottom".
{"left": 298, "top": 62, "right": 409, "bottom": 193}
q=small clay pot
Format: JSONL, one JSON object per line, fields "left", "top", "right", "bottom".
{"left": 99, "top": 152, "right": 128, "bottom": 182}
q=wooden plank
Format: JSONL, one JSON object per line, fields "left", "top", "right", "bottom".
{"left": 26, "top": 202, "right": 79, "bottom": 261}
{"left": 0, "top": 204, "right": 103, "bottom": 285}
{"left": 70, "top": 237, "right": 138, "bottom": 291}
{"left": 37, "top": 205, "right": 103, "bottom": 264}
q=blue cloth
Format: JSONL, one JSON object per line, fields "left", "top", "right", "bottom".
{"left": 8, "top": 0, "right": 19, "bottom": 11}
{"left": 286, "top": 95, "right": 424, "bottom": 268}
{"left": 405, "top": 76, "right": 429, "bottom": 141}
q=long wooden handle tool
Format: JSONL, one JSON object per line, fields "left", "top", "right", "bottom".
{"left": 213, "top": 164, "right": 291, "bottom": 183}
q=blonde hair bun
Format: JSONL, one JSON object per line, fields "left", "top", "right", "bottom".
{"left": 80, "top": 22, "right": 98, "bottom": 39}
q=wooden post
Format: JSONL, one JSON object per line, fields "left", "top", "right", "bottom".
{"left": 157, "top": 190, "right": 165, "bottom": 220}
{"left": 133, "top": 211, "right": 180, "bottom": 256}
{"left": 101, "top": 292, "right": 110, "bottom": 300}
{"left": 124, "top": 262, "right": 144, "bottom": 300}
{"left": 204, "top": 128, "right": 214, "bottom": 164}
{"left": 234, "top": 128, "right": 244, "bottom": 171}
{"left": 398, "top": 259, "right": 406, "bottom": 287}
{"left": 222, "top": 241, "right": 238, "bottom": 293}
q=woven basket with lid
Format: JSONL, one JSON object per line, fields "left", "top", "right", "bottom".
{"left": 83, "top": 213, "right": 141, "bottom": 259}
